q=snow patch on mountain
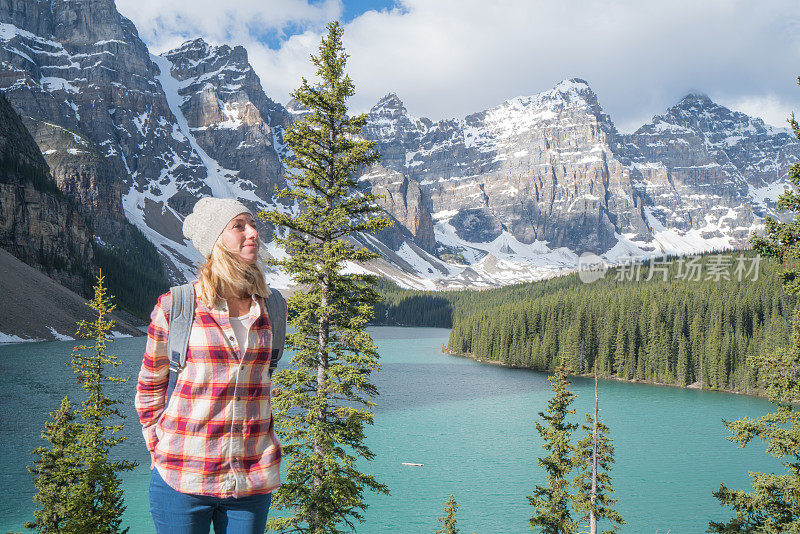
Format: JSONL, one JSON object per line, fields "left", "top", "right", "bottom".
{"left": 40, "top": 76, "right": 79, "bottom": 93}
{"left": 121, "top": 191, "right": 203, "bottom": 282}
{"left": 0, "top": 331, "right": 39, "bottom": 343}
{"left": 430, "top": 217, "right": 583, "bottom": 284}
{"left": 749, "top": 179, "right": 792, "bottom": 206}
{"left": 0, "top": 21, "right": 60, "bottom": 47}
{"left": 151, "top": 54, "right": 240, "bottom": 200}
{"left": 46, "top": 326, "right": 74, "bottom": 341}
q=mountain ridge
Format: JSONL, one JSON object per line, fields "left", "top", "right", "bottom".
{"left": 0, "top": 0, "right": 797, "bottom": 294}
{"left": 358, "top": 76, "right": 798, "bottom": 287}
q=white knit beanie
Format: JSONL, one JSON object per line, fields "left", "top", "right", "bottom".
{"left": 183, "top": 197, "right": 254, "bottom": 258}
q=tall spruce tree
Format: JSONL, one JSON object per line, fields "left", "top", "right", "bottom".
{"left": 529, "top": 364, "right": 578, "bottom": 534}
{"left": 25, "top": 396, "right": 83, "bottom": 533}
{"left": 572, "top": 367, "right": 624, "bottom": 534}
{"left": 709, "top": 78, "right": 800, "bottom": 533}
{"left": 69, "top": 274, "right": 136, "bottom": 534}
{"left": 261, "top": 20, "right": 392, "bottom": 534}
{"left": 435, "top": 494, "right": 460, "bottom": 534}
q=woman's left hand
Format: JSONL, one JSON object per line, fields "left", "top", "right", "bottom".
{"left": 270, "top": 387, "right": 281, "bottom": 397}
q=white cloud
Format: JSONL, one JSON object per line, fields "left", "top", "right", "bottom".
{"left": 118, "top": 0, "right": 800, "bottom": 132}
{"left": 720, "top": 94, "right": 798, "bottom": 129}
{"left": 116, "top": 0, "right": 342, "bottom": 54}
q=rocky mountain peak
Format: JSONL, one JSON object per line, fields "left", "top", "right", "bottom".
{"left": 165, "top": 37, "right": 214, "bottom": 58}
{"left": 671, "top": 92, "right": 728, "bottom": 122}
{"left": 485, "top": 78, "right": 613, "bottom": 141}
{"left": 552, "top": 77, "right": 593, "bottom": 95}
{"left": 370, "top": 93, "right": 408, "bottom": 119}
{"left": 644, "top": 92, "right": 771, "bottom": 139}
{"left": 623, "top": 90, "right": 799, "bottom": 246}
{"left": 164, "top": 37, "right": 250, "bottom": 72}
{"left": 49, "top": 0, "right": 140, "bottom": 45}
{"left": 538, "top": 77, "right": 598, "bottom": 107}
{"left": 485, "top": 78, "right": 616, "bottom": 145}
{"left": 678, "top": 92, "right": 714, "bottom": 106}
{"left": 496, "top": 78, "right": 598, "bottom": 113}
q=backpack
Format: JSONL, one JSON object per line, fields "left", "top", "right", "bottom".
{"left": 164, "top": 282, "right": 287, "bottom": 404}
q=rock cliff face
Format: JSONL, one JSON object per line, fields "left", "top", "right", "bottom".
{"left": 0, "top": 92, "right": 91, "bottom": 294}
{"left": 361, "top": 163, "right": 435, "bottom": 252}
{"left": 0, "top": 0, "right": 151, "bottom": 223}
{"left": 362, "top": 80, "right": 651, "bottom": 257}
{"left": 0, "top": 0, "right": 190, "bottom": 288}
{"left": 360, "top": 80, "right": 800, "bottom": 284}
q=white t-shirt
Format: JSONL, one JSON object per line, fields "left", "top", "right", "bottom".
{"left": 228, "top": 315, "right": 249, "bottom": 357}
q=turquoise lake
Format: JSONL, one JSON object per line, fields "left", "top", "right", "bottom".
{"left": 0, "top": 326, "right": 782, "bottom": 533}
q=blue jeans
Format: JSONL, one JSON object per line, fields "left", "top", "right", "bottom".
{"left": 149, "top": 468, "right": 272, "bottom": 534}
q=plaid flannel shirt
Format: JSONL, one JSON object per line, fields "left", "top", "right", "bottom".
{"left": 134, "top": 284, "right": 282, "bottom": 498}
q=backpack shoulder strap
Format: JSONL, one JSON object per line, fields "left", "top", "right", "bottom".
{"left": 264, "top": 287, "right": 286, "bottom": 376}
{"left": 165, "top": 282, "right": 195, "bottom": 404}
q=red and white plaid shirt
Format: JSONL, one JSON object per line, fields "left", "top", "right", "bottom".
{"left": 134, "top": 283, "right": 281, "bottom": 497}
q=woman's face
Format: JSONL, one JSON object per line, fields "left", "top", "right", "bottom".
{"left": 219, "top": 213, "right": 259, "bottom": 264}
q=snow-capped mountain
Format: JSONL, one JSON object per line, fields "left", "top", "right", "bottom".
{"left": 0, "top": 0, "right": 288, "bottom": 282}
{"left": 359, "top": 80, "right": 800, "bottom": 287}
{"left": 621, "top": 93, "right": 798, "bottom": 251}
{"left": 157, "top": 38, "right": 291, "bottom": 207}
{"left": 0, "top": 0, "right": 797, "bottom": 292}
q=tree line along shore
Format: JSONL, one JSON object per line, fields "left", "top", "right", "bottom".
{"left": 375, "top": 249, "right": 794, "bottom": 397}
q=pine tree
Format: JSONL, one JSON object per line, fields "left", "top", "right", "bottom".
{"left": 677, "top": 334, "right": 690, "bottom": 387}
{"left": 69, "top": 273, "right": 136, "bottom": 533}
{"left": 435, "top": 494, "right": 459, "bottom": 534}
{"left": 25, "top": 396, "right": 83, "bottom": 533}
{"left": 691, "top": 313, "right": 704, "bottom": 387}
{"left": 572, "top": 367, "right": 624, "bottom": 534}
{"left": 529, "top": 365, "right": 578, "bottom": 534}
{"left": 598, "top": 312, "right": 614, "bottom": 376}
{"left": 613, "top": 322, "right": 625, "bottom": 378}
{"left": 709, "top": 78, "right": 800, "bottom": 533}
{"left": 261, "top": 20, "right": 392, "bottom": 534}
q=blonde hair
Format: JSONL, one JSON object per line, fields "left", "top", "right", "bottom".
{"left": 197, "top": 239, "right": 269, "bottom": 308}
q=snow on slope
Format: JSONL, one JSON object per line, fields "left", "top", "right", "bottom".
{"left": 749, "top": 179, "right": 792, "bottom": 207}
{"left": 0, "top": 332, "right": 38, "bottom": 343}
{"left": 121, "top": 54, "right": 290, "bottom": 283}
{"left": 151, "top": 54, "right": 241, "bottom": 201}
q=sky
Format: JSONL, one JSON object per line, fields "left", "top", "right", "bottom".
{"left": 116, "top": 0, "right": 800, "bottom": 133}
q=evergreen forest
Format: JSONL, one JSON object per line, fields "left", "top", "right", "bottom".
{"left": 92, "top": 225, "right": 168, "bottom": 319}
{"left": 376, "top": 250, "right": 794, "bottom": 394}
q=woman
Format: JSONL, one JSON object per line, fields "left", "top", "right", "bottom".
{"left": 135, "top": 197, "right": 282, "bottom": 534}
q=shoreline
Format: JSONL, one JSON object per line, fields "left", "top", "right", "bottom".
{"left": 0, "top": 330, "right": 146, "bottom": 346}
{"left": 441, "top": 347, "right": 772, "bottom": 400}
